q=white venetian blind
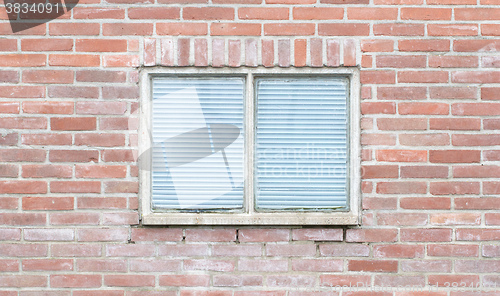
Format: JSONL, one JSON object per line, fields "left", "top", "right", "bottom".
{"left": 151, "top": 78, "right": 244, "bottom": 210}
{"left": 255, "top": 78, "right": 348, "bottom": 210}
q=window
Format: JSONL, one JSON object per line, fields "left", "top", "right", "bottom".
{"left": 139, "top": 68, "right": 360, "bottom": 225}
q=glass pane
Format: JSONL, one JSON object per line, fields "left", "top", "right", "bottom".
{"left": 255, "top": 78, "right": 348, "bottom": 210}
{"left": 151, "top": 77, "right": 244, "bottom": 210}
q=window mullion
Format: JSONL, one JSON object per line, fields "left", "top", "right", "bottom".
{"left": 245, "top": 73, "right": 255, "bottom": 215}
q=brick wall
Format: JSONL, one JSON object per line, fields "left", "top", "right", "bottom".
{"left": 1, "top": 0, "right": 500, "bottom": 294}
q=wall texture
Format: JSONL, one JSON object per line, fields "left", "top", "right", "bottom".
{"left": 1, "top": 0, "right": 500, "bottom": 294}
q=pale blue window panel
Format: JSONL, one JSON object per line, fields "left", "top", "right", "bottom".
{"left": 151, "top": 78, "right": 244, "bottom": 210}
{"left": 255, "top": 78, "right": 348, "bottom": 210}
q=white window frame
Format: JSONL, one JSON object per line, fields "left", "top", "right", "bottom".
{"left": 139, "top": 67, "right": 361, "bottom": 225}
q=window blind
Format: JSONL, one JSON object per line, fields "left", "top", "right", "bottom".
{"left": 255, "top": 78, "right": 348, "bottom": 210}
{"left": 151, "top": 78, "right": 245, "bottom": 210}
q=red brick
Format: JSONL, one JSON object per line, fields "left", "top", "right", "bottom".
{"left": 374, "top": 24, "right": 425, "bottom": 36}
{"left": 455, "top": 197, "right": 500, "bottom": 210}
{"left": 76, "top": 39, "right": 127, "bottom": 52}
{"left": 377, "top": 213, "right": 428, "bottom": 226}
{"left": 267, "top": 275, "right": 315, "bottom": 287}
{"left": 0, "top": 259, "right": 19, "bottom": 272}
{"left": 49, "top": 23, "right": 100, "bottom": 35}
{"left": 23, "top": 101, "right": 73, "bottom": 114}
{"left": 401, "top": 229, "right": 452, "bottom": 242}
{"left": 186, "top": 229, "right": 236, "bottom": 242}
{"left": 362, "top": 197, "right": 397, "bottom": 210}
{"left": 239, "top": 7, "right": 288, "bottom": 20}
{"left": 455, "top": 8, "right": 500, "bottom": 20}
{"left": 429, "top": 55, "right": 478, "bottom": 68}
{"left": 0, "top": 275, "right": 47, "bottom": 287}
{"left": 456, "top": 229, "right": 500, "bottom": 241}
{"left": 22, "top": 165, "right": 72, "bottom": 178}
{"left": 183, "top": 7, "right": 234, "bottom": 20}
{"left": 430, "top": 181, "right": 479, "bottom": 195}
{"left": 377, "top": 181, "right": 427, "bottom": 194}
{"left": 348, "top": 8, "right": 398, "bottom": 20}
{"left": 104, "top": 181, "right": 138, "bottom": 193}
{"left": 131, "top": 228, "right": 183, "bottom": 242}
{"left": 293, "top": 8, "right": 342, "bottom": 20}
{"left": 319, "top": 24, "right": 370, "bottom": 36}
{"left": 483, "top": 24, "right": 500, "bottom": 36}
{"left": 378, "top": 86, "right": 426, "bottom": 100}
{"left": 484, "top": 150, "right": 500, "bottom": 161}
{"left": 103, "top": 55, "right": 140, "bottom": 67}
{"left": 0, "top": 149, "right": 46, "bottom": 162}
{"left": 75, "top": 133, "right": 125, "bottom": 147}
{"left": 428, "top": 24, "right": 478, "bottom": 36}
{"left": 430, "top": 86, "right": 478, "bottom": 99}
{"left": 294, "top": 39, "right": 306, "bottom": 67}
{"left": 0, "top": 181, "right": 47, "bottom": 194}
{"left": 48, "top": 86, "right": 99, "bottom": 98}
{"left": 361, "top": 102, "right": 396, "bottom": 114}
{"left": 74, "top": 8, "right": 125, "bottom": 19}
{"left": 376, "top": 55, "right": 426, "bottom": 68}
{"left": 23, "top": 259, "right": 73, "bottom": 271}
{"left": 158, "top": 244, "right": 209, "bottom": 257}
{"left": 453, "top": 103, "right": 500, "bottom": 116}
{"left": 0, "top": 164, "right": 18, "bottom": 178}
{"left": 51, "top": 244, "right": 101, "bottom": 257}
{"left": 157, "top": 23, "right": 208, "bottom": 35}
{"left": 103, "top": 23, "right": 153, "bottom": 36}
{"left": 50, "top": 150, "right": 99, "bottom": 163}
{"left": 401, "top": 260, "right": 451, "bottom": 272}
{"left": 50, "top": 181, "right": 100, "bottom": 193}
{"left": 430, "top": 118, "right": 480, "bottom": 131}
{"left": 212, "top": 245, "right": 262, "bottom": 257}
{"left": 454, "top": 40, "right": 500, "bottom": 52}
{"left": 77, "top": 259, "right": 127, "bottom": 272}
{"left": 400, "top": 197, "right": 451, "bottom": 210}
{"left": 361, "top": 165, "right": 399, "bottom": 178}
{"left": 75, "top": 165, "right": 126, "bottom": 179}
{"left": 266, "top": 244, "right": 316, "bottom": 256}
{"left": 184, "top": 259, "right": 234, "bottom": 272}
{"left": 239, "top": 229, "right": 289, "bottom": 242}
{"left": 482, "top": 87, "right": 500, "bottom": 100}
{"left": 130, "top": 259, "right": 180, "bottom": 272}
{"left": 453, "top": 135, "right": 500, "bottom": 146}
{"left": 373, "top": 245, "right": 424, "bottom": 258}
{"left": 320, "top": 275, "right": 371, "bottom": 287}
{"left": 0, "top": 243, "right": 47, "bottom": 257}
{"left": 77, "top": 197, "right": 127, "bottom": 209}
{"left": 159, "top": 275, "right": 210, "bottom": 287}
{"left": 0, "top": 133, "right": 18, "bottom": 146}
{"left": 401, "top": 8, "right": 452, "bottom": 20}
{"left": 361, "top": 39, "right": 394, "bottom": 52}
{"left": 401, "top": 165, "right": 448, "bottom": 178}
{"left": 430, "top": 213, "right": 481, "bottom": 225}
{"left": 0, "top": 54, "right": 46, "bottom": 67}
{"left": 128, "top": 7, "right": 179, "bottom": 19}
{"left": 238, "top": 259, "right": 288, "bottom": 272}
{"left": 21, "top": 39, "right": 73, "bottom": 51}
{"left": 78, "top": 228, "right": 129, "bottom": 242}
{"left": 228, "top": 39, "right": 241, "bottom": 67}
{"left": 51, "top": 117, "right": 96, "bottom": 131}
{"left": 398, "top": 71, "right": 448, "bottom": 83}
{"left": 429, "top": 275, "right": 480, "bottom": 287}
{"left": 76, "top": 102, "right": 126, "bottom": 115}
{"left": 319, "top": 244, "right": 370, "bottom": 257}
{"left": 105, "top": 275, "right": 155, "bottom": 287}
{"left": 76, "top": 70, "right": 126, "bottom": 83}
{"left": 454, "top": 165, "right": 500, "bottom": 178}
{"left": 399, "top": 134, "right": 450, "bottom": 146}
{"left": 346, "top": 229, "right": 397, "bottom": 243}
{"left": 50, "top": 213, "right": 100, "bottom": 225}
{"left": 265, "top": 23, "right": 315, "bottom": 36}
{"left": 50, "top": 275, "right": 101, "bottom": 288}
{"left": 0, "top": 71, "right": 19, "bottom": 84}
{"left": 428, "top": 244, "right": 478, "bottom": 257}
{"left": 361, "top": 70, "right": 395, "bottom": 84}
{"left": 361, "top": 134, "right": 397, "bottom": 145}
{"left": 0, "top": 117, "right": 47, "bottom": 129}
{"left": 0, "top": 39, "right": 17, "bottom": 50}
{"left": 348, "top": 260, "right": 398, "bottom": 272}
{"left": 377, "top": 118, "right": 427, "bottom": 130}
{"left": 399, "top": 102, "right": 448, "bottom": 115}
